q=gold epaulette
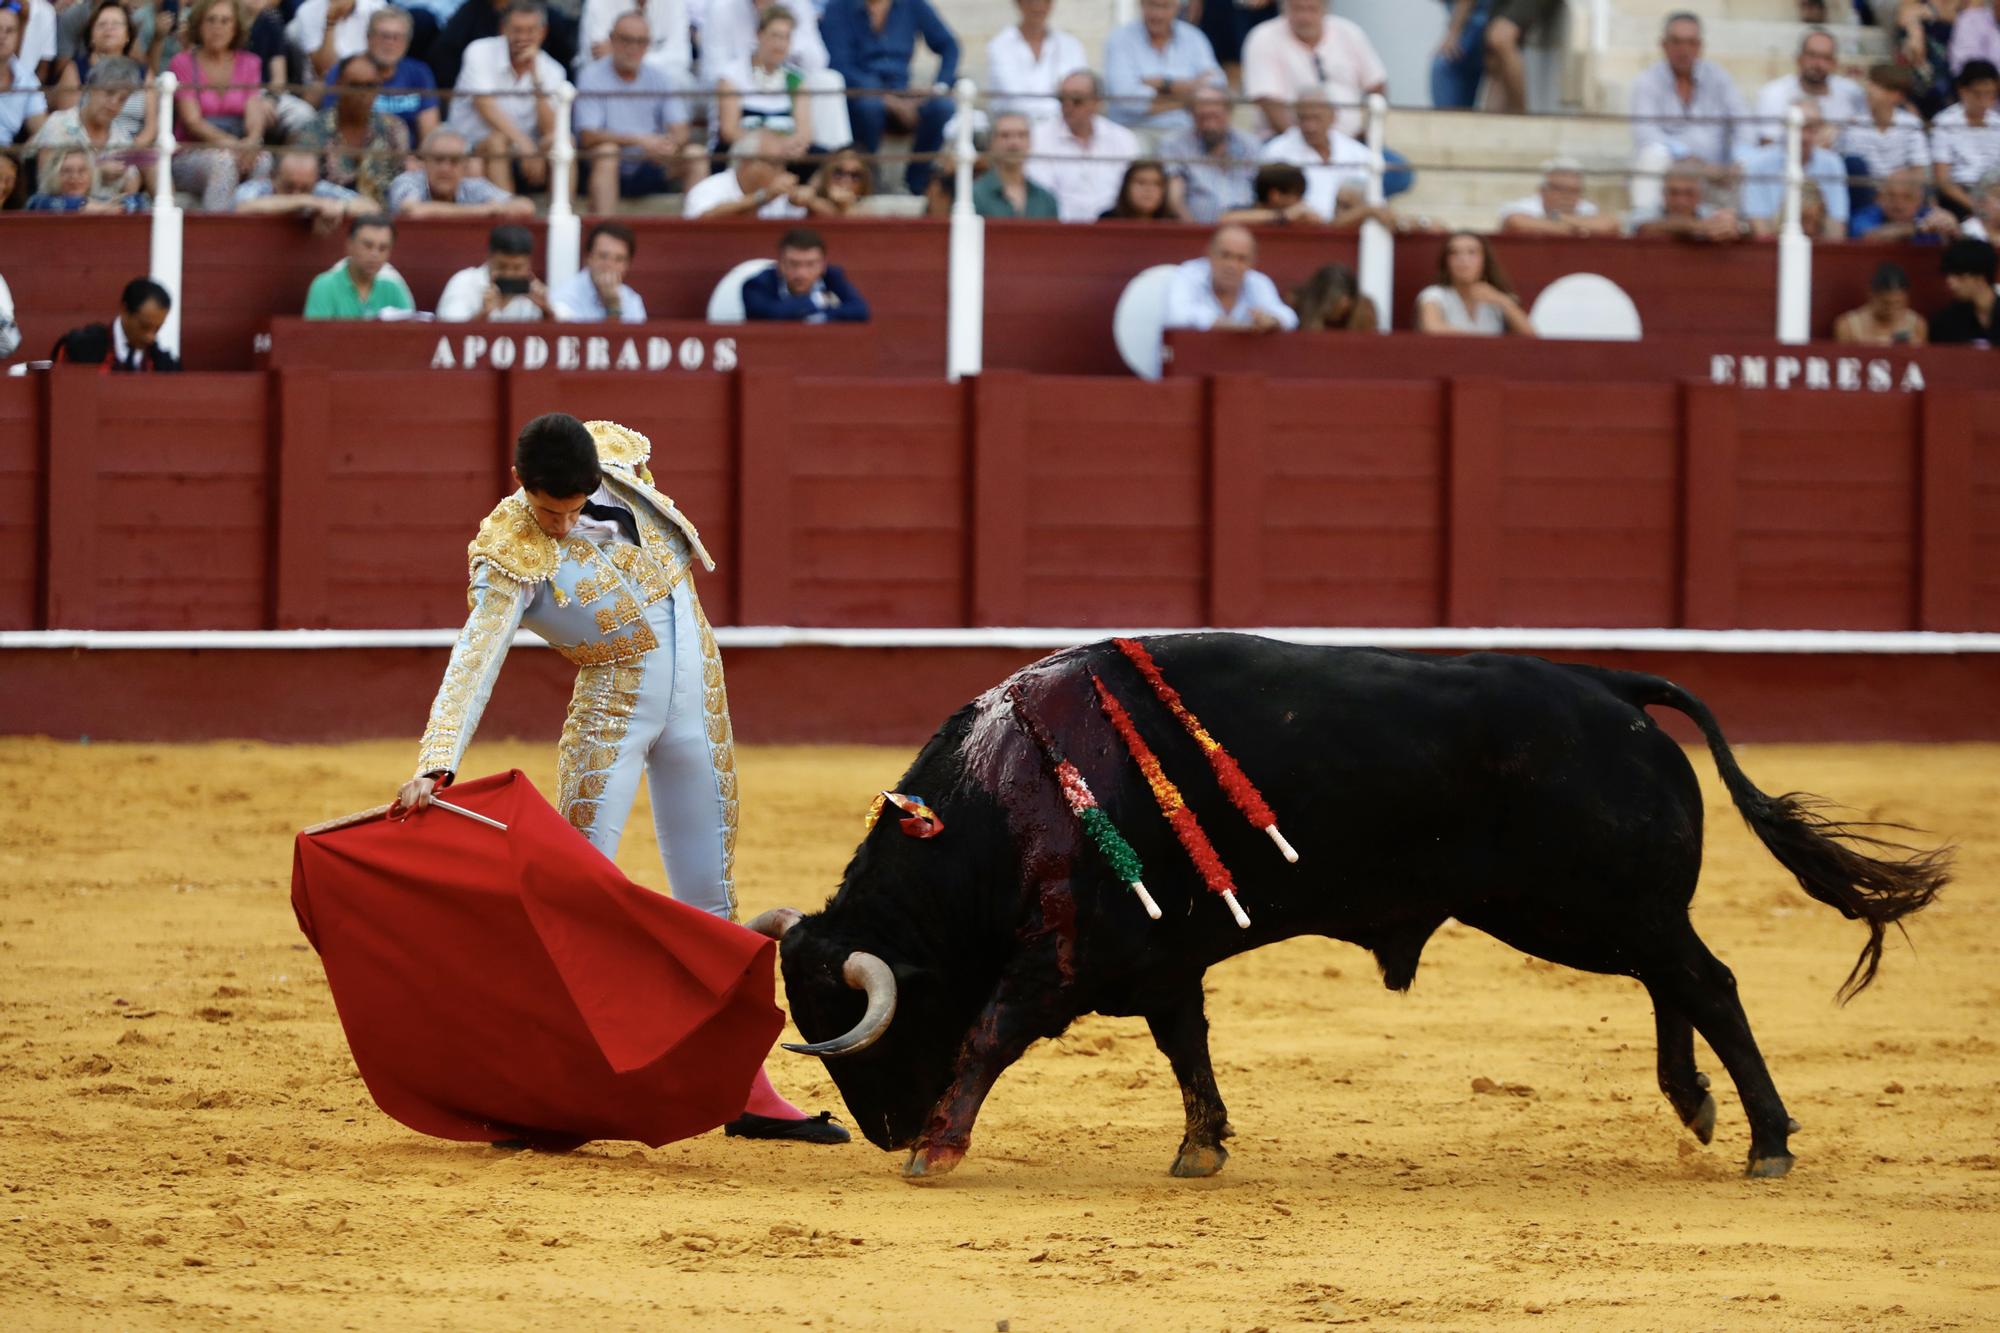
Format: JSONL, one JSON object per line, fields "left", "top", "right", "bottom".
{"left": 584, "top": 419, "right": 656, "bottom": 486}
{"left": 466, "top": 494, "right": 560, "bottom": 586}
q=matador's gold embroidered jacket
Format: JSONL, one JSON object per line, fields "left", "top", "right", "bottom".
{"left": 413, "top": 422, "right": 717, "bottom": 779}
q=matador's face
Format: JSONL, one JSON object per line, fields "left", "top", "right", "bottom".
{"left": 518, "top": 485, "right": 588, "bottom": 539}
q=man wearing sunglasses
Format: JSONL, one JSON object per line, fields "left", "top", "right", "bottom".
{"left": 388, "top": 125, "right": 536, "bottom": 216}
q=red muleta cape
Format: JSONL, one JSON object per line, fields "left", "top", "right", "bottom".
{"left": 291, "top": 770, "right": 784, "bottom": 1148}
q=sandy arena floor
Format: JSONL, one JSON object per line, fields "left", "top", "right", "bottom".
{"left": 0, "top": 736, "right": 1995, "bottom": 1331}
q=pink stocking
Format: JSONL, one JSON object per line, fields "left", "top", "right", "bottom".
{"left": 740, "top": 1065, "right": 806, "bottom": 1119}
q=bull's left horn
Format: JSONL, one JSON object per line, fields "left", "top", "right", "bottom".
{"left": 782, "top": 952, "right": 897, "bottom": 1058}
{"left": 744, "top": 907, "right": 802, "bottom": 940}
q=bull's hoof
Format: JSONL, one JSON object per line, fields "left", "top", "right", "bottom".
{"left": 1745, "top": 1153, "right": 1795, "bottom": 1179}
{"left": 1169, "top": 1143, "right": 1228, "bottom": 1178}
{"left": 1685, "top": 1093, "right": 1718, "bottom": 1145}
{"left": 902, "top": 1144, "right": 964, "bottom": 1181}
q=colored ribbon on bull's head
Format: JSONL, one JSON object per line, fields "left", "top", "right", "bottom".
{"left": 865, "top": 791, "right": 945, "bottom": 839}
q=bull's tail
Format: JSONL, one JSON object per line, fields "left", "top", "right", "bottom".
{"left": 1578, "top": 666, "right": 1952, "bottom": 1002}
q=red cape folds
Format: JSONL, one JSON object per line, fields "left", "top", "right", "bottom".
{"left": 290, "top": 770, "right": 784, "bottom": 1148}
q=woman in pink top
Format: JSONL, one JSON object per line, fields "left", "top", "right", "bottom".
{"left": 168, "top": 0, "right": 272, "bottom": 210}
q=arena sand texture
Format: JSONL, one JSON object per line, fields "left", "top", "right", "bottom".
{"left": 1, "top": 737, "right": 1996, "bottom": 1331}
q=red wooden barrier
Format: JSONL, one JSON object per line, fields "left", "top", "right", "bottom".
{"left": 0, "top": 377, "right": 41, "bottom": 629}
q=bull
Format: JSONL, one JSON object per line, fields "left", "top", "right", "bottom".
{"left": 749, "top": 635, "right": 1948, "bottom": 1181}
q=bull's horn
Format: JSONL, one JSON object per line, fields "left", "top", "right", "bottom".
{"left": 744, "top": 907, "right": 802, "bottom": 940}
{"left": 782, "top": 952, "right": 897, "bottom": 1058}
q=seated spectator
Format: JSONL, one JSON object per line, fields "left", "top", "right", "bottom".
{"left": 1964, "top": 167, "right": 2000, "bottom": 237}
{"left": 1290, "top": 262, "right": 1377, "bottom": 331}
{"left": 1629, "top": 12, "right": 1750, "bottom": 215}
{"left": 1159, "top": 84, "right": 1259, "bottom": 224}
{"left": 1799, "top": 179, "right": 1831, "bottom": 238}
{"left": 389, "top": 127, "right": 537, "bottom": 215}
{"left": 1853, "top": 164, "right": 1961, "bottom": 242}
{"left": 974, "top": 110, "right": 1059, "bottom": 217}
{"left": 1416, "top": 232, "right": 1535, "bottom": 336}
{"left": 701, "top": 0, "right": 852, "bottom": 151}
{"left": 1257, "top": 87, "right": 1371, "bottom": 220}
{"left": 0, "top": 152, "right": 17, "bottom": 209}
{"left": 169, "top": 0, "right": 273, "bottom": 213}
{"left": 1221, "top": 163, "right": 1323, "bottom": 225}
{"left": 1634, "top": 162, "right": 1751, "bottom": 243}
{"left": 437, "top": 222, "right": 567, "bottom": 321}
{"left": 1833, "top": 261, "right": 1929, "bottom": 344}
{"left": 1499, "top": 157, "right": 1619, "bottom": 236}
{"left": 432, "top": 0, "right": 578, "bottom": 92}
{"left": 448, "top": 0, "right": 572, "bottom": 194}
{"left": 29, "top": 57, "right": 141, "bottom": 202}
{"left": 1737, "top": 99, "right": 1850, "bottom": 237}
{"left": 1100, "top": 159, "right": 1181, "bottom": 220}
{"left": 289, "top": 0, "right": 385, "bottom": 83}
{"left": 1846, "top": 63, "right": 1931, "bottom": 210}
{"left": 1163, "top": 224, "right": 1299, "bottom": 333}
{"left": 1957, "top": 0, "right": 2000, "bottom": 72}
{"left": 1931, "top": 59, "right": 2000, "bottom": 216}
{"left": 1429, "top": 0, "right": 1490, "bottom": 111}
{"left": 683, "top": 128, "right": 810, "bottom": 218}
{"left": 1901, "top": 0, "right": 1958, "bottom": 117}
{"left": 252, "top": 0, "right": 324, "bottom": 143}
{"left": 368, "top": 5, "right": 441, "bottom": 145}
{"left": 715, "top": 7, "right": 815, "bottom": 154}
{"left": 984, "top": 0, "right": 1086, "bottom": 124}
{"left": 51, "top": 277, "right": 180, "bottom": 371}
{"left": 743, "top": 227, "right": 871, "bottom": 322}
{"left": 822, "top": 0, "right": 958, "bottom": 194}
{"left": 581, "top": 0, "right": 691, "bottom": 84}
{"left": 922, "top": 162, "right": 959, "bottom": 216}
{"left": 799, "top": 144, "right": 877, "bottom": 216}
{"left": 1483, "top": 0, "right": 1562, "bottom": 114}
{"left": 1102, "top": 0, "right": 1221, "bottom": 134}
{"left": 1242, "top": 0, "right": 1382, "bottom": 136}
{"left": 576, "top": 12, "right": 697, "bottom": 215}
{"left": 1027, "top": 70, "right": 1139, "bottom": 222}
{"left": 48, "top": 1, "right": 154, "bottom": 141}
{"left": 307, "top": 54, "right": 412, "bottom": 205}
{"left": 1929, "top": 237, "right": 1999, "bottom": 344}
{"left": 1754, "top": 27, "right": 1867, "bottom": 144}
{"left": 304, "top": 213, "right": 415, "bottom": 318}
{"left": 2, "top": 5, "right": 51, "bottom": 147}
{"left": 554, "top": 221, "right": 647, "bottom": 322}
{"left": 26, "top": 146, "right": 139, "bottom": 211}
{"left": 234, "top": 148, "right": 371, "bottom": 231}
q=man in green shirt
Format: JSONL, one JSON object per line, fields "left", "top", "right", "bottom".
{"left": 304, "top": 215, "right": 417, "bottom": 320}
{"left": 973, "top": 112, "right": 1060, "bottom": 219}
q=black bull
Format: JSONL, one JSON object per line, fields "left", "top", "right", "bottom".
{"left": 752, "top": 635, "right": 1950, "bottom": 1181}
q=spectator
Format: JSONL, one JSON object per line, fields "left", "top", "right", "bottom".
{"left": 170, "top": 0, "right": 274, "bottom": 213}
{"left": 799, "top": 144, "right": 876, "bottom": 215}
{"left": 984, "top": 0, "right": 1085, "bottom": 124}
{"left": 1241, "top": 0, "right": 1383, "bottom": 138}
{"left": 25, "top": 146, "right": 134, "bottom": 211}
{"left": 0, "top": 151, "right": 17, "bottom": 210}
{"left": 0, "top": 269, "right": 16, "bottom": 359}
{"left": 682, "top": 127, "right": 810, "bottom": 217}
{"left": 18, "top": 0, "right": 51, "bottom": 82}
{"left": 921, "top": 161, "right": 955, "bottom": 216}
{"left": 742, "top": 227, "right": 871, "bottom": 322}
{"left": 1955, "top": 0, "right": 2000, "bottom": 72}
{"left": 1499, "top": 157, "right": 1618, "bottom": 236}
{"left": 1833, "top": 261, "right": 1929, "bottom": 343}
{"left": 388, "top": 126, "right": 536, "bottom": 215}
{"left": 580, "top": 0, "right": 690, "bottom": 85}
{"left": 1290, "top": 262, "right": 1378, "bottom": 331}
{"left": 1026, "top": 70, "right": 1139, "bottom": 222}
{"left": 701, "top": 0, "right": 852, "bottom": 151}
{"left": 254, "top": 0, "right": 324, "bottom": 143}
{"left": 1257, "top": 87, "right": 1371, "bottom": 221}
{"left": 1929, "top": 236, "right": 1999, "bottom": 343}
{"left": 289, "top": 0, "right": 385, "bottom": 82}
{"left": 1754, "top": 27, "right": 1868, "bottom": 143}
{"left": 29, "top": 57, "right": 141, "bottom": 204}
{"left": 437, "top": 222, "right": 567, "bottom": 321}
{"left": 1900, "top": 0, "right": 1958, "bottom": 116}
{"left": 1102, "top": 0, "right": 1221, "bottom": 134}
{"left": 449, "top": 0, "right": 572, "bottom": 194}
{"left": 1158, "top": 84, "right": 1259, "bottom": 223}
{"left": 972, "top": 110, "right": 1058, "bottom": 217}
{"left": 305, "top": 213, "right": 415, "bottom": 318}
{"left": 431, "top": 0, "right": 578, "bottom": 92}
{"left": 2, "top": 4, "right": 51, "bottom": 146}
{"left": 51, "top": 277, "right": 180, "bottom": 371}
{"left": 306, "top": 54, "right": 412, "bottom": 205}
{"left": 715, "top": 7, "right": 814, "bottom": 154}
{"left": 234, "top": 147, "right": 371, "bottom": 229}
{"left": 1799, "top": 178, "right": 1831, "bottom": 237}
{"left": 1931, "top": 59, "right": 2000, "bottom": 215}
{"left": 1162, "top": 223, "right": 1299, "bottom": 333}
{"left": 1430, "top": 0, "right": 1490, "bottom": 110}
{"left": 822, "top": 0, "right": 958, "bottom": 194}
{"left": 1416, "top": 232, "right": 1535, "bottom": 336}
{"left": 1853, "top": 163, "right": 1961, "bottom": 240}
{"left": 575, "top": 11, "right": 696, "bottom": 214}
{"left": 368, "top": 6, "right": 442, "bottom": 144}
{"left": 1629, "top": 12, "right": 1751, "bottom": 215}
{"left": 553, "top": 221, "right": 647, "bottom": 322}
{"left": 1099, "top": 159, "right": 1181, "bottom": 220}
{"left": 47, "top": 0, "right": 153, "bottom": 142}
{"left": 1221, "top": 161, "right": 1324, "bottom": 225}
{"left": 1484, "top": 0, "right": 1562, "bottom": 114}
{"left": 1738, "top": 99, "right": 1851, "bottom": 236}
{"left": 1963, "top": 166, "right": 2000, "bottom": 236}
{"left": 1634, "top": 161, "right": 1751, "bottom": 242}
{"left": 1847, "top": 62, "right": 1932, "bottom": 210}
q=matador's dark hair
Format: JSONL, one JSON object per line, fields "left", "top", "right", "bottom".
{"left": 515, "top": 413, "right": 600, "bottom": 499}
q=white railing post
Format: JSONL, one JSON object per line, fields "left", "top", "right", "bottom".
{"left": 545, "top": 84, "right": 581, "bottom": 293}
{"left": 1776, "top": 102, "right": 1811, "bottom": 345}
{"left": 1357, "top": 92, "right": 1393, "bottom": 334}
{"left": 946, "top": 77, "right": 984, "bottom": 383}
{"left": 149, "top": 71, "right": 184, "bottom": 360}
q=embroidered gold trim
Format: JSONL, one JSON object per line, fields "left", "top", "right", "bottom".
{"left": 693, "top": 599, "right": 740, "bottom": 920}
{"left": 415, "top": 575, "right": 525, "bottom": 778}
{"left": 573, "top": 568, "right": 620, "bottom": 607}
{"left": 594, "top": 593, "right": 644, "bottom": 634}
{"left": 556, "top": 659, "right": 646, "bottom": 841}
{"left": 558, "top": 621, "right": 658, "bottom": 667}
{"left": 584, "top": 420, "right": 652, "bottom": 471}
{"left": 466, "top": 495, "right": 560, "bottom": 586}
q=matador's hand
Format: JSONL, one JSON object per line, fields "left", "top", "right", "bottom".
{"left": 390, "top": 775, "right": 439, "bottom": 820}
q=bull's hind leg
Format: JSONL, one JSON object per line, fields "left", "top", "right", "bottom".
{"left": 1646, "top": 992, "right": 1717, "bottom": 1144}
{"left": 1144, "top": 981, "right": 1231, "bottom": 1178}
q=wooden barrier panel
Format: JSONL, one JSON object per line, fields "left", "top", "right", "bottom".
{"left": 1972, "top": 394, "right": 2000, "bottom": 628}
{"left": 0, "top": 378, "right": 41, "bottom": 629}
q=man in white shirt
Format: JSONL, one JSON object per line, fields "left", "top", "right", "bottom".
{"left": 1255, "top": 86, "right": 1371, "bottom": 221}
{"left": 682, "top": 128, "right": 811, "bottom": 218}
{"left": 1026, "top": 70, "right": 1140, "bottom": 223}
{"left": 1753, "top": 28, "right": 1867, "bottom": 146}
{"left": 1163, "top": 224, "right": 1299, "bottom": 334}
{"left": 1845, "top": 63, "right": 1931, "bottom": 195}
{"left": 1932, "top": 60, "right": 2000, "bottom": 217}
{"left": 436, "top": 222, "right": 571, "bottom": 321}
{"left": 1498, "top": 157, "right": 1619, "bottom": 236}
{"left": 984, "top": 0, "right": 1085, "bottom": 123}
{"left": 1629, "top": 12, "right": 1750, "bottom": 214}
{"left": 554, "top": 222, "right": 648, "bottom": 322}
{"left": 1240, "top": 0, "right": 1385, "bottom": 138}
{"left": 579, "top": 0, "right": 691, "bottom": 83}
{"left": 289, "top": 0, "right": 387, "bottom": 81}
{"left": 449, "top": 0, "right": 574, "bottom": 193}
{"left": 1102, "top": 0, "right": 1221, "bottom": 134}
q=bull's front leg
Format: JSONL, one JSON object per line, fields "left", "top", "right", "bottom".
{"left": 1145, "top": 979, "right": 1231, "bottom": 1178}
{"left": 904, "top": 975, "right": 1058, "bottom": 1182}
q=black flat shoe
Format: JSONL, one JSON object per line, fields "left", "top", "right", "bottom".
{"left": 723, "top": 1111, "right": 851, "bottom": 1144}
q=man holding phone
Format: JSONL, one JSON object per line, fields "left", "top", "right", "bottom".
{"left": 436, "top": 222, "right": 569, "bottom": 321}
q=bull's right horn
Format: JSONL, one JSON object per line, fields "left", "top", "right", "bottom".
{"left": 744, "top": 907, "right": 802, "bottom": 940}
{"left": 782, "top": 952, "right": 897, "bottom": 1058}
